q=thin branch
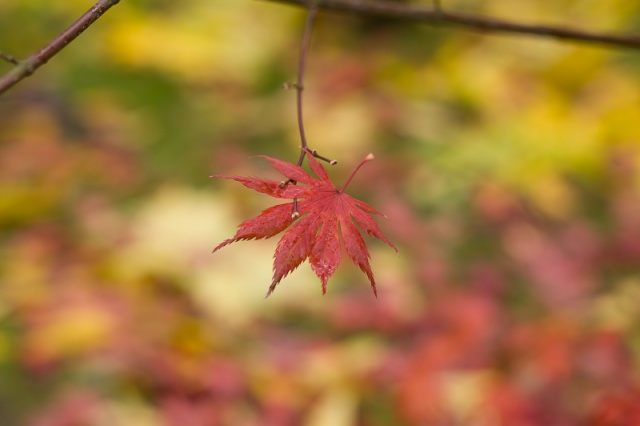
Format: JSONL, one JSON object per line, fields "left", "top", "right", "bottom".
{"left": 291, "top": 5, "right": 319, "bottom": 219}
{"left": 295, "top": 4, "right": 318, "bottom": 167}
{"left": 264, "top": 0, "right": 640, "bottom": 50}
{"left": 0, "top": 0, "right": 121, "bottom": 96}
{"left": 0, "top": 51, "right": 19, "bottom": 65}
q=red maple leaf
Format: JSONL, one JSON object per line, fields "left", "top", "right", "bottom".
{"left": 212, "top": 150, "right": 398, "bottom": 297}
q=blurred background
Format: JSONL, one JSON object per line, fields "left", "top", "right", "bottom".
{"left": 1, "top": 0, "right": 640, "bottom": 424}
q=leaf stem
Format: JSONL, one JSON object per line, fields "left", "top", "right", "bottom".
{"left": 340, "top": 153, "right": 374, "bottom": 192}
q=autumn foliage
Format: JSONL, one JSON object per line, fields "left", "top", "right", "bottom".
{"left": 212, "top": 150, "right": 397, "bottom": 297}
{"left": 3, "top": 0, "right": 640, "bottom": 425}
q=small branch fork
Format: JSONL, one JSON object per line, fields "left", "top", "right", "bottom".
{"left": 0, "top": 0, "right": 121, "bottom": 96}
{"left": 264, "top": 0, "right": 640, "bottom": 50}
{"left": 281, "top": 2, "right": 337, "bottom": 219}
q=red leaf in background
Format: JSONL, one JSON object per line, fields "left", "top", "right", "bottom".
{"left": 212, "top": 150, "right": 397, "bottom": 297}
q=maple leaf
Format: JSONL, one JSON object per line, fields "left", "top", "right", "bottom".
{"left": 212, "top": 149, "right": 398, "bottom": 297}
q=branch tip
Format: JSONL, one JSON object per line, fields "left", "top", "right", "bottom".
{"left": 283, "top": 82, "right": 301, "bottom": 90}
{"left": 291, "top": 198, "right": 300, "bottom": 218}
{"left": 310, "top": 149, "right": 337, "bottom": 165}
{"left": 280, "top": 179, "right": 296, "bottom": 188}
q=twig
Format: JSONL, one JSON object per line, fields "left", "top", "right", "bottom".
{"left": 0, "top": 0, "right": 121, "bottom": 96}
{"left": 291, "top": 4, "right": 319, "bottom": 219}
{"left": 0, "top": 51, "right": 19, "bottom": 65}
{"left": 294, "top": 4, "right": 318, "bottom": 167}
{"left": 264, "top": 0, "right": 640, "bottom": 50}
{"left": 282, "top": 4, "right": 337, "bottom": 218}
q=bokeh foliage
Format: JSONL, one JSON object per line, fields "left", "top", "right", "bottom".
{"left": 2, "top": 0, "right": 640, "bottom": 424}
